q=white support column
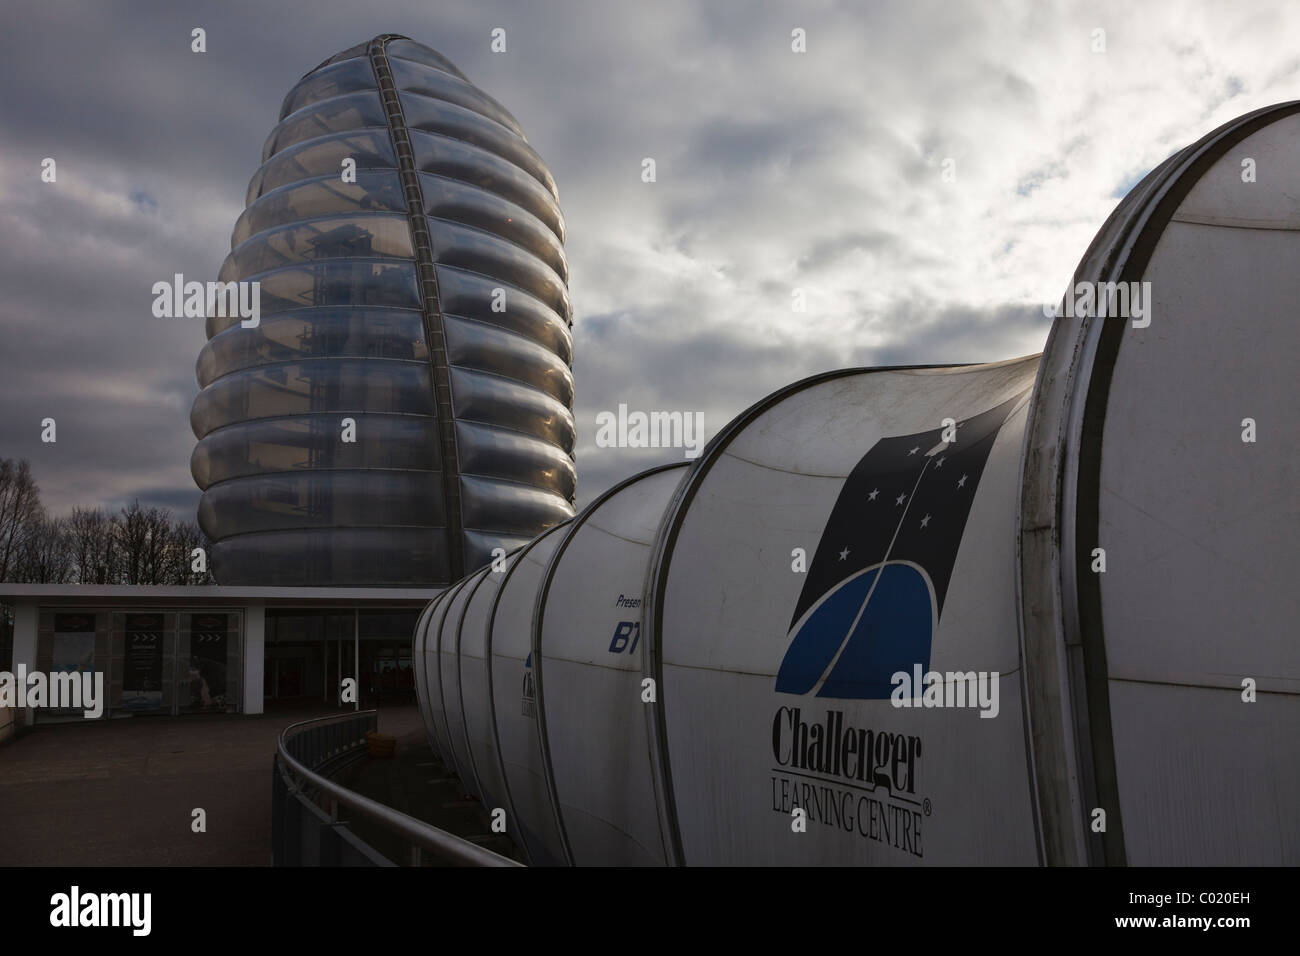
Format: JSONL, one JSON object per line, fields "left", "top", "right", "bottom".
{"left": 244, "top": 605, "right": 265, "bottom": 716}
{"left": 12, "top": 601, "right": 38, "bottom": 727}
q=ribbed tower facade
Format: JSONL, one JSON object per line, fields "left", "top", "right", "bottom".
{"left": 191, "top": 36, "right": 576, "bottom": 586}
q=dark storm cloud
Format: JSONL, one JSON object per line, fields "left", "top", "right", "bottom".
{"left": 853, "top": 302, "right": 1052, "bottom": 369}
{"left": 569, "top": 298, "right": 1046, "bottom": 506}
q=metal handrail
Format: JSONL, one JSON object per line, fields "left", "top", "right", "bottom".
{"left": 277, "top": 711, "right": 520, "bottom": 867}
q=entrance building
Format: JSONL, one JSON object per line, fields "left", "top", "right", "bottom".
{"left": 0, "top": 584, "right": 438, "bottom": 730}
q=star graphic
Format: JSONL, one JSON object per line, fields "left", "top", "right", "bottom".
{"left": 920, "top": 513, "right": 931, "bottom": 529}
{"left": 868, "top": 488, "right": 879, "bottom": 501}
{"left": 957, "top": 474, "right": 967, "bottom": 489}
{"left": 908, "top": 446, "right": 919, "bottom": 456}
{"left": 838, "top": 547, "right": 850, "bottom": 561}
{"left": 895, "top": 493, "right": 906, "bottom": 506}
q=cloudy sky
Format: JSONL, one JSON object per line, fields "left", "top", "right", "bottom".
{"left": 1, "top": 0, "right": 1296, "bottom": 517}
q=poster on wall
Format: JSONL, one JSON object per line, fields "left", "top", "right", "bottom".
{"left": 122, "top": 613, "right": 164, "bottom": 711}
{"left": 188, "top": 614, "right": 229, "bottom": 711}
{"left": 52, "top": 613, "right": 96, "bottom": 679}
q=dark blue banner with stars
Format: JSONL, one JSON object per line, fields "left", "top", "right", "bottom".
{"left": 777, "top": 389, "right": 1029, "bottom": 699}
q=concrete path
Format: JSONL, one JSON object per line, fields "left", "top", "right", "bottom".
{"left": 0, "top": 705, "right": 420, "bottom": 866}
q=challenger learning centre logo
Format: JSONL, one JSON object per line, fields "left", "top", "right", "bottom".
{"left": 777, "top": 391, "right": 1026, "bottom": 700}
{"left": 766, "top": 390, "right": 1027, "bottom": 858}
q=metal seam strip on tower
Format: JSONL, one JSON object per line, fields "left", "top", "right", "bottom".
{"left": 369, "top": 34, "right": 465, "bottom": 582}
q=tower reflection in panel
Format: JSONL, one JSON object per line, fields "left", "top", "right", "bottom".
{"left": 191, "top": 36, "right": 576, "bottom": 586}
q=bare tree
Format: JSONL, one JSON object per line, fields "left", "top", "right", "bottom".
{"left": 141, "top": 506, "right": 172, "bottom": 585}
{"left": 16, "top": 516, "right": 72, "bottom": 583}
{"left": 0, "top": 459, "right": 44, "bottom": 581}
{"left": 67, "top": 506, "right": 119, "bottom": 584}
{"left": 113, "top": 501, "right": 189, "bottom": 585}
{"left": 0, "top": 463, "right": 212, "bottom": 586}
{"left": 115, "top": 500, "right": 152, "bottom": 585}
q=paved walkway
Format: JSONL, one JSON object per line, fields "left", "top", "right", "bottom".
{"left": 0, "top": 705, "right": 421, "bottom": 866}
